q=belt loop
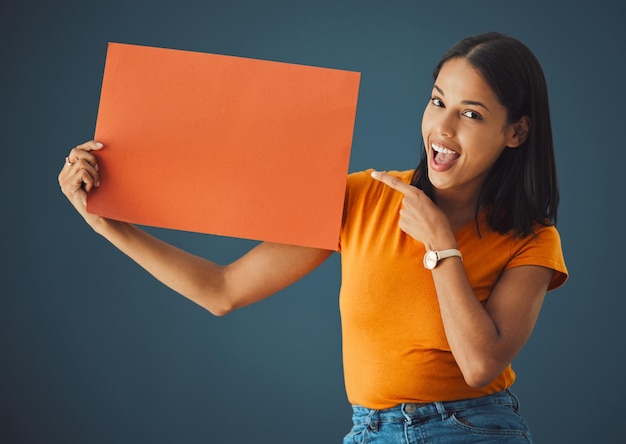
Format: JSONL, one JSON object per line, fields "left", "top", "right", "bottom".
{"left": 507, "top": 389, "right": 521, "bottom": 411}
{"left": 435, "top": 401, "right": 449, "bottom": 420}
{"left": 366, "top": 409, "right": 379, "bottom": 432}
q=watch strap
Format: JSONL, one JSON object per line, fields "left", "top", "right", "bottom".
{"left": 436, "top": 249, "right": 462, "bottom": 261}
{"left": 423, "top": 248, "right": 462, "bottom": 269}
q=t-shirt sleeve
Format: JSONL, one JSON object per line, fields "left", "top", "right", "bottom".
{"left": 337, "top": 170, "right": 374, "bottom": 253}
{"left": 505, "top": 225, "right": 568, "bottom": 291}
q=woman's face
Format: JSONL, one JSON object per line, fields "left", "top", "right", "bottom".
{"left": 421, "top": 57, "right": 524, "bottom": 199}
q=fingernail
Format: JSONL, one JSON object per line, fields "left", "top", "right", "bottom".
{"left": 95, "top": 142, "right": 103, "bottom": 148}
{"left": 371, "top": 170, "right": 380, "bottom": 178}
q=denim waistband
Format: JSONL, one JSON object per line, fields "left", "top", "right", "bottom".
{"left": 351, "top": 390, "right": 520, "bottom": 426}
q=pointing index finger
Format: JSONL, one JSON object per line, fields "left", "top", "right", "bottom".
{"left": 371, "top": 170, "right": 416, "bottom": 195}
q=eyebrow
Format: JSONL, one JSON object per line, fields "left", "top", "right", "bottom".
{"left": 433, "top": 85, "right": 492, "bottom": 114}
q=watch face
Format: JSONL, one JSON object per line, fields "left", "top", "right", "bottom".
{"left": 423, "top": 251, "right": 437, "bottom": 270}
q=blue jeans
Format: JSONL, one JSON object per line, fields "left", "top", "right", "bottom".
{"left": 343, "top": 390, "right": 532, "bottom": 443}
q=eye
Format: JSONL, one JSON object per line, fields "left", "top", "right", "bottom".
{"left": 430, "top": 97, "right": 444, "bottom": 107}
{"left": 462, "top": 110, "right": 483, "bottom": 120}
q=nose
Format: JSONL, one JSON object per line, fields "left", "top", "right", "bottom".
{"left": 434, "top": 110, "right": 457, "bottom": 138}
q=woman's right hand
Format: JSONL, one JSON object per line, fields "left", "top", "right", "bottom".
{"left": 58, "top": 140, "right": 105, "bottom": 227}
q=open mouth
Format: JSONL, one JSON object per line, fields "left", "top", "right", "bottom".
{"left": 432, "top": 143, "right": 460, "bottom": 167}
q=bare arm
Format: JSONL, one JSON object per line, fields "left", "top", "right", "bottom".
{"left": 59, "top": 141, "right": 333, "bottom": 315}
{"left": 371, "top": 171, "right": 552, "bottom": 387}
{"left": 431, "top": 260, "right": 550, "bottom": 387}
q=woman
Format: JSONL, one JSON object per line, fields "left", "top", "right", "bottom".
{"left": 59, "top": 32, "right": 567, "bottom": 443}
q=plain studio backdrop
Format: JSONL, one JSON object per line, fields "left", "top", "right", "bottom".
{"left": 2, "top": 1, "right": 624, "bottom": 442}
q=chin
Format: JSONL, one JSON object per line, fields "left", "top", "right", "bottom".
{"left": 427, "top": 171, "right": 449, "bottom": 189}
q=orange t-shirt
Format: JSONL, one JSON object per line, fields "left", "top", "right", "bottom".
{"left": 338, "top": 169, "right": 568, "bottom": 409}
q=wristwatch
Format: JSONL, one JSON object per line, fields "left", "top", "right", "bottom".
{"left": 423, "top": 249, "right": 462, "bottom": 270}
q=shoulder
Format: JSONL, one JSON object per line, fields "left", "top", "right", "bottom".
{"left": 342, "top": 169, "right": 412, "bottom": 220}
{"left": 346, "top": 169, "right": 413, "bottom": 193}
{"left": 506, "top": 224, "right": 568, "bottom": 291}
{"left": 340, "top": 169, "right": 414, "bottom": 252}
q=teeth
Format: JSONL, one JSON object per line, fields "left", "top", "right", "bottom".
{"left": 432, "top": 143, "right": 457, "bottom": 155}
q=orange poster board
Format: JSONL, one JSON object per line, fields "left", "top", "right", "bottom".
{"left": 88, "top": 43, "right": 360, "bottom": 250}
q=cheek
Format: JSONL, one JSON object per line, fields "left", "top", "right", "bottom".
{"left": 471, "top": 144, "right": 507, "bottom": 171}
{"left": 421, "top": 107, "right": 431, "bottom": 143}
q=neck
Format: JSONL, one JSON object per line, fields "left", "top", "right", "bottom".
{"left": 434, "top": 188, "right": 480, "bottom": 232}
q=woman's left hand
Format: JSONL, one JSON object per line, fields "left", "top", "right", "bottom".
{"left": 370, "top": 171, "right": 456, "bottom": 251}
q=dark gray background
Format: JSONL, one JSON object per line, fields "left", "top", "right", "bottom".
{"left": 2, "top": 0, "right": 624, "bottom": 442}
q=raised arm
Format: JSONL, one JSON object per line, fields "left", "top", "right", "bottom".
{"left": 58, "top": 141, "right": 333, "bottom": 315}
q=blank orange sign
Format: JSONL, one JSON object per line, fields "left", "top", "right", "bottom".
{"left": 88, "top": 43, "right": 360, "bottom": 250}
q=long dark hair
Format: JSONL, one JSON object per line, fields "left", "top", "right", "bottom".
{"left": 411, "top": 32, "right": 559, "bottom": 238}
